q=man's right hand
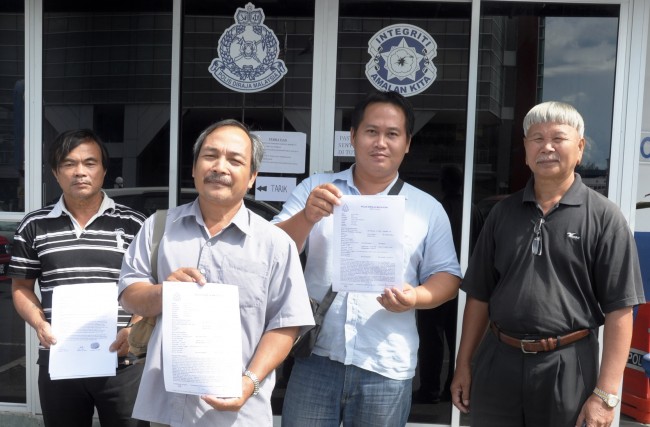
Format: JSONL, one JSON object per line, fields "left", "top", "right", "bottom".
{"left": 166, "top": 267, "right": 207, "bottom": 285}
{"left": 36, "top": 320, "right": 57, "bottom": 348}
{"left": 451, "top": 363, "right": 472, "bottom": 414}
{"left": 303, "top": 183, "right": 342, "bottom": 225}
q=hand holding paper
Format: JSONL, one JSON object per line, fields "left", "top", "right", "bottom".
{"left": 332, "top": 195, "right": 405, "bottom": 292}
{"left": 49, "top": 283, "right": 118, "bottom": 380}
{"left": 162, "top": 281, "right": 243, "bottom": 397}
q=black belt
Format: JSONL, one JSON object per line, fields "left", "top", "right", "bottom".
{"left": 490, "top": 322, "right": 590, "bottom": 354}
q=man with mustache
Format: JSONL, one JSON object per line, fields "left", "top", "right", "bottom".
{"left": 118, "top": 119, "right": 314, "bottom": 426}
{"left": 451, "top": 101, "right": 645, "bottom": 427}
{"left": 274, "top": 91, "right": 462, "bottom": 426}
{"left": 9, "top": 129, "right": 148, "bottom": 426}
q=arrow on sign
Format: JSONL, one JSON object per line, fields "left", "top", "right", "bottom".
{"left": 257, "top": 185, "right": 267, "bottom": 192}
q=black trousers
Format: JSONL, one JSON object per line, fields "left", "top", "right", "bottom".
{"left": 38, "top": 363, "right": 148, "bottom": 427}
{"left": 470, "top": 329, "right": 598, "bottom": 427}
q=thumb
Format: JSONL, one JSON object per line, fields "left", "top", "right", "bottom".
{"left": 462, "top": 386, "right": 470, "bottom": 406}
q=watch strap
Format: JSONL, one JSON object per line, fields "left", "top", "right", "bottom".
{"left": 593, "top": 387, "right": 619, "bottom": 407}
{"left": 244, "top": 370, "right": 260, "bottom": 396}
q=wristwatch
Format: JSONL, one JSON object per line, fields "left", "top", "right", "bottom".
{"left": 244, "top": 370, "right": 260, "bottom": 396}
{"left": 593, "top": 387, "right": 620, "bottom": 408}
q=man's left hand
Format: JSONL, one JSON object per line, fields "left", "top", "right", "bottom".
{"left": 377, "top": 284, "right": 416, "bottom": 312}
{"left": 109, "top": 327, "right": 130, "bottom": 357}
{"left": 575, "top": 394, "right": 615, "bottom": 427}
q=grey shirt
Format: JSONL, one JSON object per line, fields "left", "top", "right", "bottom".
{"left": 119, "top": 200, "right": 314, "bottom": 426}
{"left": 462, "top": 174, "right": 645, "bottom": 336}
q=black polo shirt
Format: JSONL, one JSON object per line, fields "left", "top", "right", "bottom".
{"left": 462, "top": 174, "right": 645, "bottom": 336}
{"left": 9, "top": 194, "right": 146, "bottom": 364}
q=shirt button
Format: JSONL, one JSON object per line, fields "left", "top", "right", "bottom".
{"left": 200, "top": 269, "right": 206, "bottom": 275}
{"left": 207, "top": 241, "right": 212, "bottom": 247}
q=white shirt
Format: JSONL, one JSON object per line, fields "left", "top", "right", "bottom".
{"left": 273, "top": 167, "right": 461, "bottom": 380}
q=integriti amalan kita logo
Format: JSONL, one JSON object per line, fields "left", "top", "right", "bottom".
{"left": 209, "top": 3, "right": 287, "bottom": 93}
{"left": 365, "top": 24, "right": 437, "bottom": 97}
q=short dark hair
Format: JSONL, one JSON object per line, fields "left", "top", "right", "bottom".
{"left": 49, "top": 129, "right": 109, "bottom": 171}
{"left": 350, "top": 91, "right": 415, "bottom": 139}
{"left": 192, "top": 119, "right": 264, "bottom": 173}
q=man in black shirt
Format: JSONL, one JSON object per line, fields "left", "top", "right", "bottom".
{"left": 451, "top": 102, "right": 645, "bottom": 427}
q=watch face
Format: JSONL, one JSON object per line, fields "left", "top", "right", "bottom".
{"left": 607, "top": 395, "right": 619, "bottom": 407}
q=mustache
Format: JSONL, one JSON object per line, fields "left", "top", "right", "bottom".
{"left": 535, "top": 154, "right": 560, "bottom": 163}
{"left": 72, "top": 179, "right": 91, "bottom": 185}
{"left": 204, "top": 173, "right": 232, "bottom": 186}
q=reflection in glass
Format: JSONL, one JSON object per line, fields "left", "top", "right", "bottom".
{"left": 473, "top": 2, "right": 619, "bottom": 218}
{"left": 543, "top": 16, "right": 616, "bottom": 194}
{"left": 0, "top": 2, "right": 25, "bottom": 213}
{"left": 0, "top": 0, "right": 26, "bottom": 405}
{"left": 42, "top": 0, "right": 173, "bottom": 205}
{"left": 0, "top": 219, "right": 24, "bottom": 403}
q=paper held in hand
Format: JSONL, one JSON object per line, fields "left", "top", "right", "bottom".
{"left": 49, "top": 283, "right": 118, "bottom": 380}
{"left": 332, "top": 195, "right": 405, "bottom": 293}
{"left": 162, "top": 281, "right": 243, "bottom": 397}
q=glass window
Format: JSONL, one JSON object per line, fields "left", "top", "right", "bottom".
{"left": 180, "top": 1, "right": 315, "bottom": 214}
{"left": 0, "top": 218, "right": 23, "bottom": 404}
{"left": 472, "top": 2, "right": 619, "bottom": 221}
{"left": 335, "top": 2, "right": 472, "bottom": 424}
{"left": 0, "top": 0, "right": 24, "bottom": 213}
{"left": 42, "top": 0, "right": 173, "bottom": 206}
{"left": 0, "top": 0, "right": 25, "bottom": 405}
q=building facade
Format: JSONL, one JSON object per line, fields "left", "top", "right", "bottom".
{"left": 0, "top": 0, "right": 648, "bottom": 426}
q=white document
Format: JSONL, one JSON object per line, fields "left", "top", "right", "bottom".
{"left": 333, "top": 195, "right": 405, "bottom": 293}
{"left": 162, "top": 282, "right": 242, "bottom": 397}
{"left": 49, "top": 283, "right": 118, "bottom": 380}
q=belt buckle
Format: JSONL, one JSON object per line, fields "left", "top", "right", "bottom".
{"left": 520, "top": 339, "right": 537, "bottom": 354}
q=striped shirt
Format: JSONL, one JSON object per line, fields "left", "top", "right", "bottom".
{"left": 9, "top": 192, "right": 146, "bottom": 363}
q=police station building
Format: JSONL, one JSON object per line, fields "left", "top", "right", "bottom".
{"left": 1, "top": 1, "right": 650, "bottom": 426}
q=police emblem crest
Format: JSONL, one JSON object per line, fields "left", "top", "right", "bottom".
{"left": 209, "top": 3, "right": 287, "bottom": 93}
{"left": 365, "top": 24, "right": 437, "bottom": 97}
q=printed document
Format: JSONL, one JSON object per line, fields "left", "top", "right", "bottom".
{"left": 162, "top": 282, "right": 242, "bottom": 397}
{"left": 49, "top": 283, "right": 118, "bottom": 380}
{"left": 333, "top": 195, "right": 405, "bottom": 292}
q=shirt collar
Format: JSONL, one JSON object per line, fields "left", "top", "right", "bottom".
{"left": 522, "top": 173, "right": 587, "bottom": 206}
{"left": 46, "top": 191, "right": 115, "bottom": 218}
{"left": 173, "top": 197, "right": 253, "bottom": 237}
{"left": 335, "top": 164, "right": 401, "bottom": 195}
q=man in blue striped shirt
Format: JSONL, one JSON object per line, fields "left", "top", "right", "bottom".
{"left": 9, "top": 129, "right": 148, "bottom": 427}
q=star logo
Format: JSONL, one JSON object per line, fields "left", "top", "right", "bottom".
{"left": 381, "top": 38, "right": 424, "bottom": 81}
{"left": 365, "top": 24, "right": 437, "bottom": 97}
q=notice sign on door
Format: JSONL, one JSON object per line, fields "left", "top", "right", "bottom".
{"left": 254, "top": 131, "right": 306, "bottom": 174}
{"left": 334, "top": 131, "right": 354, "bottom": 157}
{"left": 254, "top": 176, "right": 297, "bottom": 202}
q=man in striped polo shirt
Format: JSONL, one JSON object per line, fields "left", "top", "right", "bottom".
{"left": 9, "top": 129, "right": 148, "bottom": 427}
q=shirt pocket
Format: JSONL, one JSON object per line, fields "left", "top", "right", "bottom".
{"left": 222, "top": 256, "right": 269, "bottom": 308}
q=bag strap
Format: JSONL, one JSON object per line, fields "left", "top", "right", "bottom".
{"left": 388, "top": 178, "right": 404, "bottom": 195}
{"left": 313, "top": 287, "right": 337, "bottom": 325}
{"left": 315, "top": 177, "right": 405, "bottom": 322}
{"left": 150, "top": 209, "right": 167, "bottom": 283}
